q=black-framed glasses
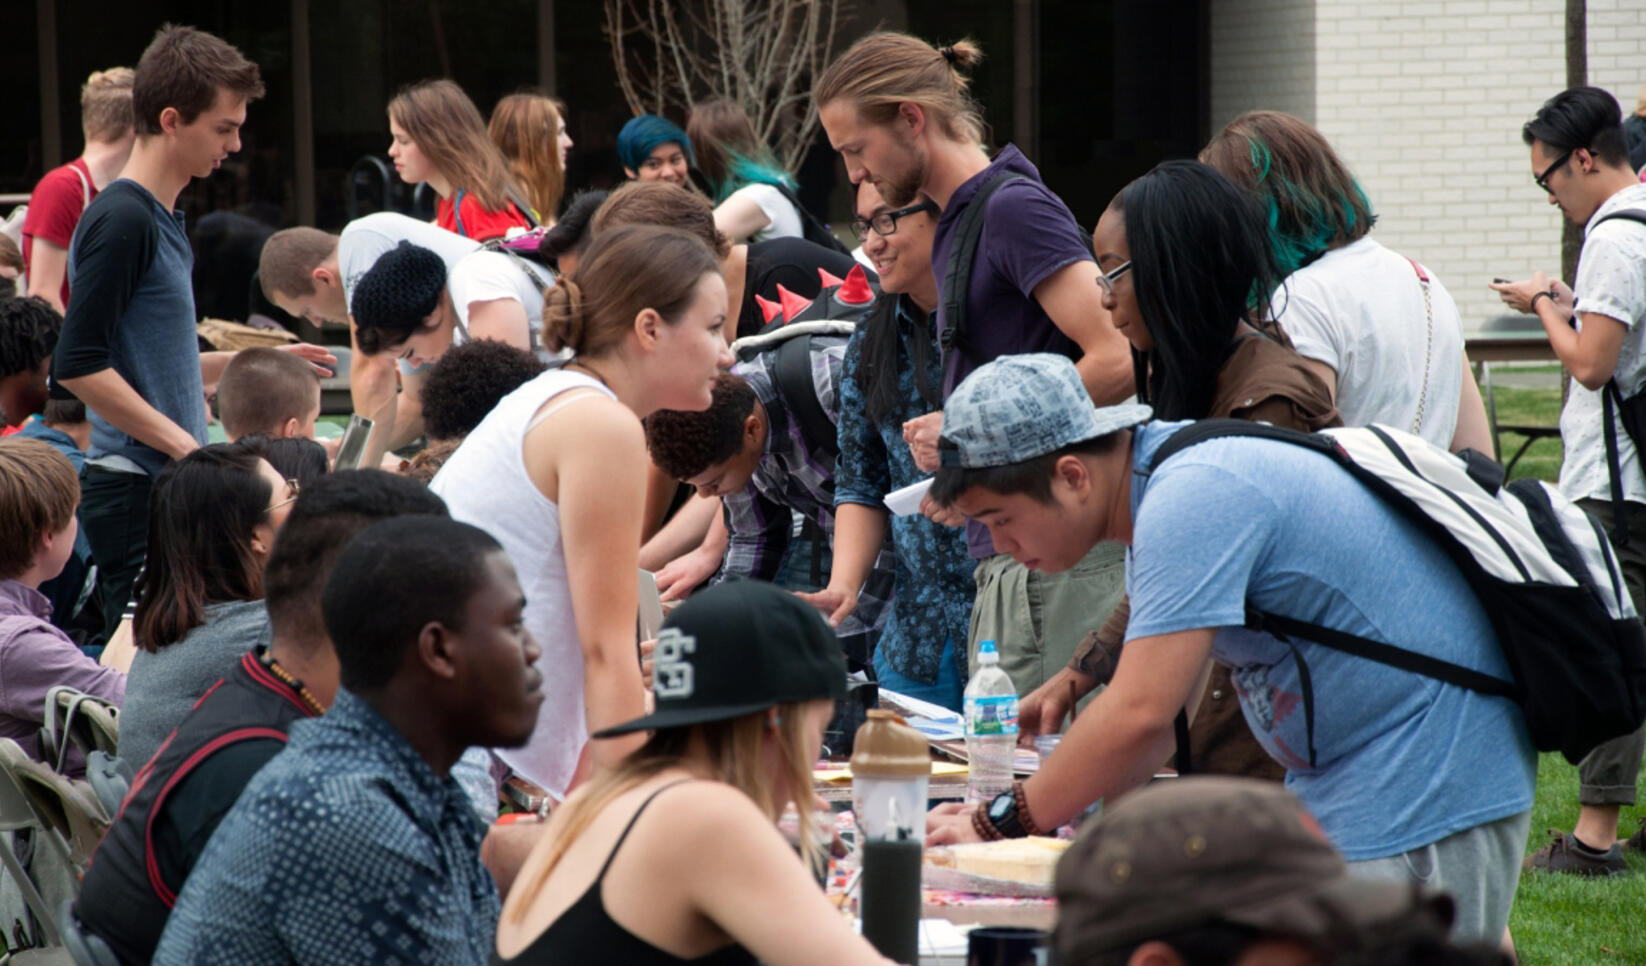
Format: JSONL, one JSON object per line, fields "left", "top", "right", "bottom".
{"left": 1096, "top": 260, "right": 1132, "bottom": 297}
{"left": 851, "top": 199, "right": 938, "bottom": 241}
{"left": 1534, "top": 148, "right": 1576, "bottom": 194}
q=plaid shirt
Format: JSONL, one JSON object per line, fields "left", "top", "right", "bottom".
{"left": 714, "top": 334, "right": 896, "bottom": 649}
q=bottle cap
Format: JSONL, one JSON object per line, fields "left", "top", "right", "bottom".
{"left": 851, "top": 710, "right": 932, "bottom": 777}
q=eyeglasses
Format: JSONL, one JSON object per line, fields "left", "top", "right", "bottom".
{"left": 1095, "top": 260, "right": 1133, "bottom": 297}
{"left": 267, "top": 478, "right": 300, "bottom": 513}
{"left": 1534, "top": 148, "right": 1576, "bottom": 194}
{"left": 851, "top": 200, "right": 939, "bottom": 241}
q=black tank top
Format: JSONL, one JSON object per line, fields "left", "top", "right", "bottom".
{"left": 493, "top": 780, "right": 759, "bottom": 966}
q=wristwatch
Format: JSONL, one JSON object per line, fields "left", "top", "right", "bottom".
{"left": 978, "top": 781, "right": 1043, "bottom": 839}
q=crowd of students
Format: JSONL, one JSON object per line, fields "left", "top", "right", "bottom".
{"left": 0, "top": 18, "right": 1643, "bottom": 966}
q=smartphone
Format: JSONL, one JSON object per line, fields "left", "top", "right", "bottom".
{"left": 333, "top": 413, "right": 375, "bottom": 471}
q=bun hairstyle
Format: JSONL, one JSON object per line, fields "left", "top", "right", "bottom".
{"left": 814, "top": 32, "right": 986, "bottom": 146}
{"left": 543, "top": 224, "right": 720, "bottom": 358}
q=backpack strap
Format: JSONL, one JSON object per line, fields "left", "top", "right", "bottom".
{"left": 1604, "top": 381, "right": 1632, "bottom": 547}
{"left": 1593, "top": 208, "right": 1646, "bottom": 230}
{"left": 939, "top": 174, "right": 1029, "bottom": 389}
{"left": 451, "top": 189, "right": 468, "bottom": 237}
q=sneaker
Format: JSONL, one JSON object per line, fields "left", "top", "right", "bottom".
{"left": 1523, "top": 830, "right": 1628, "bottom": 876}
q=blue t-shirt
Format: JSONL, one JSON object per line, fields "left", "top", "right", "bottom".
{"left": 1125, "top": 422, "right": 1537, "bottom": 861}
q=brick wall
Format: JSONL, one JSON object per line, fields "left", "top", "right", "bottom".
{"left": 1209, "top": 0, "right": 1646, "bottom": 332}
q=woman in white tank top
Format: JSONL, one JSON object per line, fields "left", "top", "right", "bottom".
{"left": 432, "top": 225, "right": 733, "bottom": 799}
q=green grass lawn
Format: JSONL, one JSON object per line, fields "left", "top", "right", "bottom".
{"left": 1488, "top": 373, "right": 1646, "bottom": 964}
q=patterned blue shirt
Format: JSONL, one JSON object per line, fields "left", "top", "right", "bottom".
{"left": 152, "top": 689, "right": 500, "bottom": 965}
{"left": 835, "top": 296, "right": 974, "bottom": 683}
{"left": 715, "top": 333, "right": 896, "bottom": 645}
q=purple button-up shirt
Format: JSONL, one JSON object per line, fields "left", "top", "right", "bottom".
{"left": 0, "top": 579, "right": 125, "bottom": 774}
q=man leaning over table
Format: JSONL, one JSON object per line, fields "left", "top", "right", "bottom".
{"left": 1492, "top": 85, "right": 1646, "bottom": 877}
{"left": 921, "top": 353, "right": 1536, "bottom": 943}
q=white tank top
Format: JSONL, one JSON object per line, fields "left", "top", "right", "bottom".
{"left": 430, "top": 368, "right": 615, "bottom": 797}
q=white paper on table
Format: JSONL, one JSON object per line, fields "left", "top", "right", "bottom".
{"left": 884, "top": 478, "right": 934, "bottom": 516}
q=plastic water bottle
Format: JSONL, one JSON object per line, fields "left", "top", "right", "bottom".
{"left": 964, "top": 639, "right": 1018, "bottom": 803}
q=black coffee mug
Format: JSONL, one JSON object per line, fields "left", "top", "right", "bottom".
{"left": 967, "top": 926, "right": 1048, "bottom": 966}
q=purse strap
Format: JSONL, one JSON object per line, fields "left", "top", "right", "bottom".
{"left": 1406, "top": 257, "right": 1434, "bottom": 435}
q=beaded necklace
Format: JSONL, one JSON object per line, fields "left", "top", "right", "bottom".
{"left": 260, "top": 650, "right": 327, "bottom": 717}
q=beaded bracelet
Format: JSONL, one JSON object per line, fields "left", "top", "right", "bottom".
{"left": 971, "top": 803, "right": 1004, "bottom": 841}
{"left": 1011, "top": 781, "right": 1046, "bottom": 838}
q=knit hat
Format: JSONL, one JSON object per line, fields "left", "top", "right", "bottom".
{"left": 938, "top": 353, "right": 1151, "bottom": 468}
{"left": 350, "top": 241, "right": 447, "bottom": 337}
{"left": 592, "top": 580, "right": 847, "bottom": 737}
{"left": 1053, "top": 776, "right": 1454, "bottom": 961}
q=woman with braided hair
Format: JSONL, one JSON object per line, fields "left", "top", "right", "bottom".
{"left": 431, "top": 225, "right": 732, "bottom": 803}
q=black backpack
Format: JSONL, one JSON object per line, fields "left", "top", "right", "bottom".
{"left": 1591, "top": 208, "right": 1646, "bottom": 546}
{"left": 1146, "top": 419, "right": 1646, "bottom": 768}
{"left": 938, "top": 174, "right": 1027, "bottom": 388}
{"left": 731, "top": 321, "right": 856, "bottom": 462}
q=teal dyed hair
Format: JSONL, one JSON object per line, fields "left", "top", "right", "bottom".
{"left": 1244, "top": 137, "right": 1376, "bottom": 278}
{"left": 709, "top": 150, "right": 797, "bottom": 204}
{"left": 1201, "top": 112, "right": 1377, "bottom": 285}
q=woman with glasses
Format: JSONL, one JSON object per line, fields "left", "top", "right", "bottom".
{"left": 798, "top": 180, "right": 973, "bottom": 711}
{"left": 1201, "top": 110, "right": 1492, "bottom": 454}
{"left": 1016, "top": 159, "right": 1339, "bottom": 778}
{"left": 118, "top": 440, "right": 297, "bottom": 769}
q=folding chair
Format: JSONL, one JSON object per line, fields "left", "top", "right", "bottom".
{"left": 38, "top": 691, "right": 126, "bottom": 819}
{"left": 40, "top": 691, "right": 119, "bottom": 772}
{"left": 0, "top": 744, "right": 63, "bottom": 950}
{"left": 0, "top": 744, "right": 104, "bottom": 875}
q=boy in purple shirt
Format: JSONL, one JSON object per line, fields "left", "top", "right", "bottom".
{"left": 0, "top": 437, "right": 124, "bottom": 774}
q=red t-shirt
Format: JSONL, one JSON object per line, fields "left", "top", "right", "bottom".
{"left": 21, "top": 158, "right": 97, "bottom": 308}
{"left": 436, "top": 190, "right": 531, "bottom": 241}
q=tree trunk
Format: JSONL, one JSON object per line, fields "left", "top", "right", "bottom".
{"left": 1563, "top": 0, "right": 1586, "bottom": 285}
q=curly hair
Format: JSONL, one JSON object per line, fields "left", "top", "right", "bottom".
{"left": 643, "top": 372, "right": 757, "bottom": 480}
{"left": 418, "top": 339, "right": 547, "bottom": 441}
{"left": 0, "top": 297, "right": 62, "bottom": 380}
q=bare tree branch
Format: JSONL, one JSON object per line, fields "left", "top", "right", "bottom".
{"left": 604, "top": 0, "right": 846, "bottom": 177}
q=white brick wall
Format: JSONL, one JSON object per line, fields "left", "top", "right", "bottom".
{"left": 1209, "top": 0, "right": 1646, "bottom": 332}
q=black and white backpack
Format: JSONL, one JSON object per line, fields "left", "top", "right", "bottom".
{"left": 1148, "top": 420, "right": 1646, "bottom": 767}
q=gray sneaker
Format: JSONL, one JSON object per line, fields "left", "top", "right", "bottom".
{"left": 1625, "top": 826, "right": 1646, "bottom": 854}
{"left": 1524, "top": 830, "right": 1628, "bottom": 876}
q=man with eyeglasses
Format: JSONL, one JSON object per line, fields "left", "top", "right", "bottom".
{"left": 1492, "top": 86, "right": 1646, "bottom": 878}
{"left": 817, "top": 32, "right": 1134, "bottom": 695}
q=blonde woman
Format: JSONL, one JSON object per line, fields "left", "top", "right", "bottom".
{"left": 388, "top": 79, "right": 533, "bottom": 240}
{"left": 490, "top": 91, "right": 573, "bottom": 226}
{"left": 494, "top": 581, "right": 892, "bottom": 966}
